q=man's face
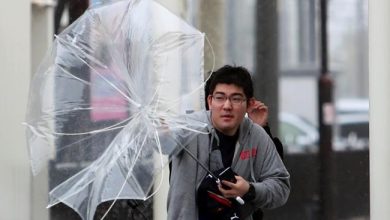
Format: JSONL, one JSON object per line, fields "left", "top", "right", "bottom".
{"left": 207, "top": 83, "right": 248, "bottom": 136}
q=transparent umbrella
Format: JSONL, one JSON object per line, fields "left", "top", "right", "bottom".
{"left": 24, "top": 0, "right": 206, "bottom": 219}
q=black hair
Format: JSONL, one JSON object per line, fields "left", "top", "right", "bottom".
{"left": 205, "top": 65, "right": 254, "bottom": 109}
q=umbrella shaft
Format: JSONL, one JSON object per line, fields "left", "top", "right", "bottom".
{"left": 180, "top": 145, "right": 245, "bottom": 205}
{"left": 180, "top": 146, "right": 219, "bottom": 180}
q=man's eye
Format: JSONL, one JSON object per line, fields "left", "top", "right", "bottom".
{"left": 232, "top": 97, "right": 243, "bottom": 102}
{"left": 215, "top": 96, "right": 225, "bottom": 101}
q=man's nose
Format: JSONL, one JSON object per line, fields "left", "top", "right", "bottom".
{"left": 222, "top": 98, "right": 233, "bottom": 109}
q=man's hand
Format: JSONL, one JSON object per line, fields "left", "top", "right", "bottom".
{"left": 218, "top": 175, "right": 250, "bottom": 198}
{"left": 247, "top": 98, "right": 268, "bottom": 126}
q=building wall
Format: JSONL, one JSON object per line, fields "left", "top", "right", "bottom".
{"left": 0, "top": 1, "right": 32, "bottom": 219}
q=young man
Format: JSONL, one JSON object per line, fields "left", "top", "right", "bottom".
{"left": 168, "top": 65, "right": 290, "bottom": 220}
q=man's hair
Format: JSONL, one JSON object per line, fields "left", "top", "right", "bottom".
{"left": 205, "top": 65, "right": 254, "bottom": 99}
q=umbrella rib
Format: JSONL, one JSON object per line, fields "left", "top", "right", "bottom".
{"left": 144, "top": 129, "right": 165, "bottom": 200}
{"left": 56, "top": 35, "right": 141, "bottom": 109}
{"left": 100, "top": 124, "right": 150, "bottom": 219}
{"left": 51, "top": 117, "right": 132, "bottom": 136}
{"left": 89, "top": 66, "right": 141, "bottom": 108}
{"left": 49, "top": 124, "right": 145, "bottom": 210}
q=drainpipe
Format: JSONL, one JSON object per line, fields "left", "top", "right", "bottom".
{"left": 318, "top": 0, "right": 336, "bottom": 219}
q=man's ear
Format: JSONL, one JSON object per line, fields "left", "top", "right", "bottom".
{"left": 247, "top": 97, "right": 255, "bottom": 107}
{"left": 207, "top": 95, "right": 213, "bottom": 109}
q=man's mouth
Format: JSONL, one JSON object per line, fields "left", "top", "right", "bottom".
{"left": 221, "top": 115, "right": 233, "bottom": 119}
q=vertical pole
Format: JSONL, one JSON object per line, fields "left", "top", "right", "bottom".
{"left": 199, "top": 0, "right": 226, "bottom": 72}
{"left": 370, "top": 0, "right": 390, "bottom": 219}
{"left": 254, "top": 0, "right": 279, "bottom": 132}
{"left": 318, "top": 0, "right": 335, "bottom": 219}
{"left": 31, "top": 3, "right": 55, "bottom": 220}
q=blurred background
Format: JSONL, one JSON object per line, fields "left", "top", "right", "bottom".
{"left": 1, "top": 0, "right": 369, "bottom": 219}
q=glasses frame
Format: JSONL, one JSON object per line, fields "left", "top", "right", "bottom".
{"left": 211, "top": 94, "right": 247, "bottom": 105}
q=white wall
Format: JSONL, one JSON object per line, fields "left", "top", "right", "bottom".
{"left": 369, "top": 0, "right": 390, "bottom": 219}
{"left": 0, "top": 1, "right": 53, "bottom": 219}
{"left": 0, "top": 1, "right": 32, "bottom": 219}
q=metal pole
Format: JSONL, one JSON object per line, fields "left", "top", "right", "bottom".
{"left": 318, "top": 0, "right": 335, "bottom": 219}
{"left": 254, "top": 0, "right": 279, "bottom": 133}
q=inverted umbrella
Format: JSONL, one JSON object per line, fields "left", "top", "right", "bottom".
{"left": 25, "top": 0, "right": 206, "bottom": 219}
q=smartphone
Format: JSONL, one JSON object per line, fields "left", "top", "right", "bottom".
{"left": 218, "top": 167, "right": 237, "bottom": 189}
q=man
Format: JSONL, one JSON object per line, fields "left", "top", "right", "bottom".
{"left": 168, "top": 65, "right": 290, "bottom": 220}
{"left": 205, "top": 69, "right": 285, "bottom": 220}
{"left": 205, "top": 70, "right": 284, "bottom": 160}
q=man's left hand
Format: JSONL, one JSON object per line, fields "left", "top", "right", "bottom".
{"left": 247, "top": 98, "right": 268, "bottom": 126}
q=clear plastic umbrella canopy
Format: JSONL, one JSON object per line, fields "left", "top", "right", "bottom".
{"left": 25, "top": 0, "right": 206, "bottom": 219}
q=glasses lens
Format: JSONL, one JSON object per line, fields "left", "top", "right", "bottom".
{"left": 212, "top": 95, "right": 245, "bottom": 105}
{"left": 213, "top": 95, "right": 226, "bottom": 103}
{"left": 230, "top": 95, "right": 244, "bottom": 104}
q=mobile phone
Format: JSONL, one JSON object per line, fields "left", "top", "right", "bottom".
{"left": 218, "top": 167, "right": 237, "bottom": 189}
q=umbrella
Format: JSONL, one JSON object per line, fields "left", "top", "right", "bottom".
{"left": 24, "top": 0, "right": 207, "bottom": 219}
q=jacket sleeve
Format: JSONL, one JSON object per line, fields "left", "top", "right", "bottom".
{"left": 251, "top": 127, "right": 290, "bottom": 210}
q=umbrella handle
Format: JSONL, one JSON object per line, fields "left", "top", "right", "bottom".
{"left": 182, "top": 146, "right": 246, "bottom": 205}
{"left": 235, "top": 196, "right": 245, "bottom": 205}
{"left": 215, "top": 179, "right": 245, "bottom": 205}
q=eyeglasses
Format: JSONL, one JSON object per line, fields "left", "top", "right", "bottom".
{"left": 211, "top": 94, "right": 247, "bottom": 105}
